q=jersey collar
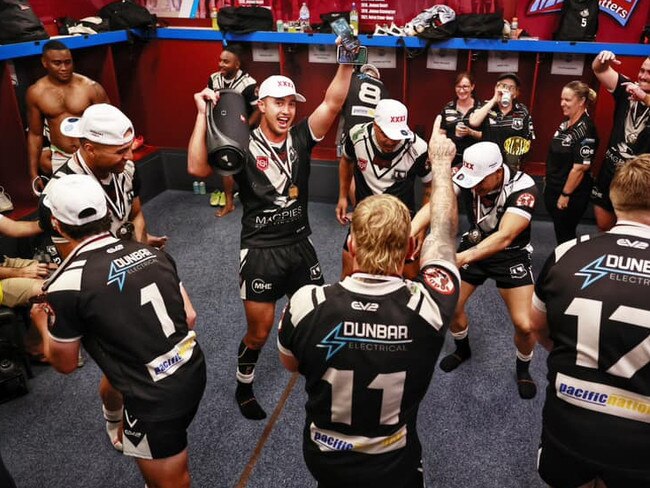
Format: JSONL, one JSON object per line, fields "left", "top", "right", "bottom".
{"left": 609, "top": 220, "right": 650, "bottom": 238}
{"left": 342, "top": 273, "right": 405, "bottom": 295}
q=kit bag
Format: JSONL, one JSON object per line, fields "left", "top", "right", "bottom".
{"left": 0, "top": 0, "right": 49, "bottom": 44}
{"left": 456, "top": 13, "right": 504, "bottom": 39}
{"left": 99, "top": 0, "right": 157, "bottom": 31}
{"left": 217, "top": 6, "right": 274, "bottom": 34}
{"left": 554, "top": 0, "right": 599, "bottom": 41}
{"left": 0, "top": 339, "right": 28, "bottom": 404}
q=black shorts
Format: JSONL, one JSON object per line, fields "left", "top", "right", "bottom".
{"left": 538, "top": 430, "right": 650, "bottom": 488}
{"left": 122, "top": 404, "right": 199, "bottom": 460}
{"left": 590, "top": 160, "right": 615, "bottom": 212}
{"left": 240, "top": 238, "right": 324, "bottom": 302}
{"left": 458, "top": 240, "right": 533, "bottom": 289}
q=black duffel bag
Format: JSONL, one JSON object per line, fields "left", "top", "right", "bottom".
{"left": 0, "top": 0, "right": 49, "bottom": 45}
{"left": 456, "top": 13, "right": 504, "bottom": 39}
{"left": 217, "top": 6, "right": 274, "bottom": 34}
{"left": 99, "top": 0, "right": 157, "bottom": 31}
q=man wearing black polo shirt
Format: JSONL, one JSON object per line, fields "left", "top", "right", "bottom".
{"left": 590, "top": 50, "right": 650, "bottom": 231}
{"left": 469, "top": 73, "right": 535, "bottom": 172}
{"left": 188, "top": 60, "right": 354, "bottom": 419}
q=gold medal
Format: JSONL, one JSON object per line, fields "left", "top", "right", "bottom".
{"left": 288, "top": 184, "right": 299, "bottom": 200}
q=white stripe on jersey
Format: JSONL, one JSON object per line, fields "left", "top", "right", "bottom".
{"left": 553, "top": 236, "right": 582, "bottom": 262}
{"left": 289, "top": 284, "right": 321, "bottom": 327}
{"left": 406, "top": 283, "right": 445, "bottom": 331}
{"left": 47, "top": 267, "right": 83, "bottom": 293}
{"left": 506, "top": 207, "right": 533, "bottom": 221}
{"left": 532, "top": 293, "right": 546, "bottom": 313}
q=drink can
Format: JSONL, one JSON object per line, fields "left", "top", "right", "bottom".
{"left": 199, "top": 181, "right": 207, "bottom": 195}
{"left": 193, "top": 181, "right": 200, "bottom": 194}
{"left": 455, "top": 122, "right": 466, "bottom": 138}
{"left": 501, "top": 90, "right": 511, "bottom": 107}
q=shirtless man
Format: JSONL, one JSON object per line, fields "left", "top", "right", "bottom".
{"left": 26, "top": 40, "right": 109, "bottom": 191}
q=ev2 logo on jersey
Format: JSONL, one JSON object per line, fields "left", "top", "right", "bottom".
{"left": 351, "top": 301, "right": 379, "bottom": 312}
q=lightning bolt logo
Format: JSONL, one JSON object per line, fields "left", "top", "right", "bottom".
{"left": 317, "top": 323, "right": 347, "bottom": 361}
{"left": 107, "top": 261, "right": 128, "bottom": 291}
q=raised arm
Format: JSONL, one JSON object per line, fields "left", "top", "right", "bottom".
{"left": 469, "top": 87, "right": 499, "bottom": 128}
{"left": 592, "top": 50, "right": 621, "bottom": 93}
{"left": 187, "top": 88, "right": 218, "bottom": 179}
{"left": 307, "top": 64, "right": 354, "bottom": 140}
{"left": 419, "top": 116, "right": 458, "bottom": 266}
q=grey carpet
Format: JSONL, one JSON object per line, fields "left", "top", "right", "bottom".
{"left": 0, "top": 190, "right": 597, "bottom": 488}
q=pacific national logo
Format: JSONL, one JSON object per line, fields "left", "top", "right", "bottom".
{"left": 107, "top": 248, "right": 156, "bottom": 291}
{"left": 527, "top": 0, "right": 641, "bottom": 27}
{"left": 574, "top": 254, "right": 650, "bottom": 289}
{"left": 317, "top": 321, "right": 412, "bottom": 360}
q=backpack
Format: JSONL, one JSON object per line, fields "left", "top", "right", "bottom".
{"left": 217, "top": 6, "right": 274, "bottom": 34}
{"left": 0, "top": 339, "right": 28, "bottom": 404}
{"left": 554, "top": 0, "right": 599, "bottom": 42}
{"left": 99, "top": 0, "right": 157, "bottom": 32}
{"left": 456, "top": 13, "right": 504, "bottom": 39}
{"left": 0, "top": 0, "right": 49, "bottom": 45}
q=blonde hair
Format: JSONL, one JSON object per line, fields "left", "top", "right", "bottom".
{"left": 610, "top": 154, "right": 650, "bottom": 213}
{"left": 565, "top": 80, "right": 597, "bottom": 104}
{"left": 351, "top": 194, "right": 411, "bottom": 275}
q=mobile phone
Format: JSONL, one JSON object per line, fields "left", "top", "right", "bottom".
{"left": 330, "top": 17, "right": 360, "bottom": 52}
{"left": 337, "top": 45, "right": 368, "bottom": 65}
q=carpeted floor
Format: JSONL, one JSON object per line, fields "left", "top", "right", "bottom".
{"left": 0, "top": 190, "right": 597, "bottom": 487}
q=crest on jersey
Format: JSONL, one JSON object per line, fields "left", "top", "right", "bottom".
{"left": 512, "top": 118, "right": 524, "bottom": 131}
{"left": 516, "top": 192, "right": 536, "bottom": 208}
{"left": 422, "top": 267, "right": 456, "bottom": 295}
{"left": 358, "top": 158, "right": 368, "bottom": 171}
{"left": 256, "top": 156, "right": 269, "bottom": 171}
{"left": 526, "top": 0, "right": 641, "bottom": 27}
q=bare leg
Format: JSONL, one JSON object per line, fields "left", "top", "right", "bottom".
{"left": 439, "top": 281, "right": 477, "bottom": 372}
{"left": 136, "top": 449, "right": 191, "bottom": 488}
{"left": 100, "top": 376, "right": 124, "bottom": 450}
{"left": 216, "top": 176, "right": 235, "bottom": 218}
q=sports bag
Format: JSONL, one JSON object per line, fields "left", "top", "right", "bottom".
{"left": 99, "top": 0, "right": 157, "bottom": 31}
{"left": 406, "top": 5, "right": 457, "bottom": 41}
{"left": 554, "top": 0, "right": 599, "bottom": 42}
{"left": 0, "top": 339, "right": 28, "bottom": 404}
{"left": 0, "top": 0, "right": 49, "bottom": 45}
{"left": 456, "top": 13, "right": 504, "bottom": 39}
{"left": 217, "top": 6, "right": 274, "bottom": 34}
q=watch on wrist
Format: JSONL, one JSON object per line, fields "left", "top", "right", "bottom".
{"left": 561, "top": 191, "right": 571, "bottom": 197}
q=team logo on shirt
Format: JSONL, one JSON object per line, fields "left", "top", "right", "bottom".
{"left": 422, "top": 267, "right": 456, "bottom": 295}
{"left": 317, "top": 321, "right": 412, "bottom": 360}
{"left": 512, "top": 118, "right": 524, "bottom": 131}
{"left": 107, "top": 248, "right": 156, "bottom": 291}
{"left": 256, "top": 156, "right": 269, "bottom": 171}
{"left": 509, "top": 264, "right": 528, "bottom": 279}
{"left": 358, "top": 158, "right": 368, "bottom": 171}
{"left": 516, "top": 193, "right": 536, "bottom": 208}
{"left": 575, "top": 254, "right": 650, "bottom": 289}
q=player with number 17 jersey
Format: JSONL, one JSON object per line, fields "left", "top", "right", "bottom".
{"left": 278, "top": 262, "right": 459, "bottom": 487}
{"left": 533, "top": 222, "right": 650, "bottom": 475}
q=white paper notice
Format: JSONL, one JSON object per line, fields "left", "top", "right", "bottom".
{"left": 308, "top": 45, "right": 337, "bottom": 64}
{"left": 427, "top": 48, "right": 458, "bottom": 71}
{"left": 252, "top": 43, "right": 280, "bottom": 63}
{"left": 368, "top": 48, "right": 396, "bottom": 69}
{"left": 487, "top": 51, "right": 519, "bottom": 73}
{"left": 551, "top": 53, "right": 585, "bottom": 76}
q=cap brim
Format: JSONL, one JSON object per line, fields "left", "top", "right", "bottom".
{"left": 294, "top": 93, "right": 307, "bottom": 103}
{"left": 260, "top": 93, "right": 307, "bottom": 103}
{"left": 60, "top": 117, "right": 84, "bottom": 138}
{"left": 452, "top": 170, "right": 484, "bottom": 189}
{"left": 379, "top": 125, "right": 413, "bottom": 141}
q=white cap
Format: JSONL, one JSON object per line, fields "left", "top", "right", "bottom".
{"left": 453, "top": 142, "right": 503, "bottom": 188}
{"left": 360, "top": 63, "right": 380, "bottom": 79}
{"left": 258, "top": 75, "right": 306, "bottom": 102}
{"left": 46, "top": 174, "right": 107, "bottom": 226}
{"left": 60, "top": 104, "right": 134, "bottom": 146}
{"left": 374, "top": 99, "right": 413, "bottom": 141}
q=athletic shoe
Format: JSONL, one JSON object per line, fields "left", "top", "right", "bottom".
{"left": 210, "top": 191, "right": 222, "bottom": 207}
{"left": 218, "top": 192, "right": 227, "bottom": 207}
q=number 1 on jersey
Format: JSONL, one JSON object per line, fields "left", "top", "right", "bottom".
{"left": 141, "top": 283, "right": 175, "bottom": 338}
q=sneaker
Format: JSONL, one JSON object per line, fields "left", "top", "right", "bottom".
{"left": 373, "top": 24, "right": 389, "bottom": 36}
{"left": 218, "top": 191, "right": 227, "bottom": 207}
{"left": 209, "top": 191, "right": 222, "bottom": 207}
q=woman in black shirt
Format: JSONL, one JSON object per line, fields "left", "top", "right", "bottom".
{"left": 544, "top": 81, "right": 598, "bottom": 244}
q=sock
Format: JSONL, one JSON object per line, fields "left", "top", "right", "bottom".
{"left": 515, "top": 351, "right": 537, "bottom": 400}
{"left": 236, "top": 342, "right": 266, "bottom": 420}
{"left": 439, "top": 330, "right": 471, "bottom": 372}
{"left": 102, "top": 405, "right": 123, "bottom": 451}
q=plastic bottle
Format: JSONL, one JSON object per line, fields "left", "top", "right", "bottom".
{"left": 193, "top": 181, "right": 200, "bottom": 194}
{"left": 210, "top": 6, "right": 219, "bottom": 30}
{"left": 350, "top": 2, "right": 359, "bottom": 36}
{"left": 276, "top": 18, "right": 284, "bottom": 32}
{"left": 199, "top": 181, "right": 207, "bottom": 195}
{"left": 510, "top": 17, "right": 518, "bottom": 39}
{"left": 299, "top": 2, "right": 310, "bottom": 31}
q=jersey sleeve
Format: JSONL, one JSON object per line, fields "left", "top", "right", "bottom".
{"left": 277, "top": 284, "right": 320, "bottom": 361}
{"left": 505, "top": 183, "right": 538, "bottom": 221}
{"left": 47, "top": 289, "right": 86, "bottom": 342}
{"left": 525, "top": 111, "right": 535, "bottom": 141}
{"left": 533, "top": 251, "right": 557, "bottom": 313}
{"left": 207, "top": 74, "right": 215, "bottom": 91}
{"left": 298, "top": 118, "right": 321, "bottom": 151}
{"left": 611, "top": 73, "right": 630, "bottom": 100}
{"left": 342, "top": 129, "right": 356, "bottom": 160}
{"left": 132, "top": 164, "right": 141, "bottom": 198}
{"left": 242, "top": 83, "right": 258, "bottom": 106}
{"left": 414, "top": 261, "right": 461, "bottom": 329}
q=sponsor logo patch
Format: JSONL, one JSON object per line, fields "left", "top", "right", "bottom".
{"left": 317, "top": 321, "right": 411, "bottom": 360}
{"left": 107, "top": 248, "right": 156, "bottom": 291}
{"left": 575, "top": 254, "right": 650, "bottom": 289}
{"left": 252, "top": 278, "right": 272, "bottom": 293}
{"left": 256, "top": 155, "right": 269, "bottom": 171}
{"left": 509, "top": 263, "right": 528, "bottom": 279}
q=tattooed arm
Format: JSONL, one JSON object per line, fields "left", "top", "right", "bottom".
{"left": 419, "top": 115, "right": 458, "bottom": 266}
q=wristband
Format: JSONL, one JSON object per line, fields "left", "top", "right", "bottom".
{"left": 561, "top": 191, "right": 571, "bottom": 197}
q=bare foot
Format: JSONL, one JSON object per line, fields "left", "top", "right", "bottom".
{"left": 216, "top": 204, "right": 235, "bottom": 218}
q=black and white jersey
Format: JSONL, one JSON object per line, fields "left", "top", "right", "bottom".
{"left": 343, "top": 122, "right": 431, "bottom": 214}
{"left": 533, "top": 222, "right": 650, "bottom": 471}
{"left": 45, "top": 233, "right": 206, "bottom": 420}
{"left": 38, "top": 151, "right": 139, "bottom": 253}
{"left": 439, "top": 98, "right": 483, "bottom": 167}
{"left": 602, "top": 74, "right": 650, "bottom": 171}
{"left": 235, "top": 119, "right": 318, "bottom": 248}
{"left": 545, "top": 113, "right": 597, "bottom": 193}
{"left": 341, "top": 73, "right": 389, "bottom": 137}
{"left": 458, "top": 166, "right": 538, "bottom": 251}
{"left": 480, "top": 100, "right": 535, "bottom": 158}
{"left": 208, "top": 69, "right": 258, "bottom": 118}
{"left": 278, "top": 260, "right": 459, "bottom": 484}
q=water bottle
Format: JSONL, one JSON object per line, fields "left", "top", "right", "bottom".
{"left": 299, "top": 2, "right": 310, "bottom": 31}
{"left": 199, "top": 181, "right": 207, "bottom": 195}
{"left": 510, "top": 17, "right": 518, "bottom": 39}
{"left": 210, "top": 6, "right": 219, "bottom": 30}
{"left": 276, "top": 18, "right": 284, "bottom": 32}
{"left": 193, "top": 181, "right": 200, "bottom": 194}
{"left": 350, "top": 2, "right": 359, "bottom": 35}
